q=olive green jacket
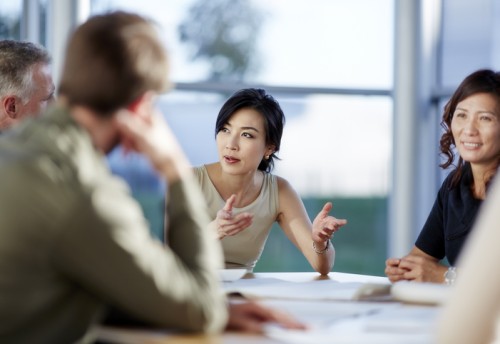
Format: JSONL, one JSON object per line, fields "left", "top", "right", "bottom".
{"left": 0, "top": 107, "right": 227, "bottom": 344}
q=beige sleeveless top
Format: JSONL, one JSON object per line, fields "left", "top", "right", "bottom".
{"left": 194, "top": 165, "right": 279, "bottom": 270}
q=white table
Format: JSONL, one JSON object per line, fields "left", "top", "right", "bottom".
{"left": 89, "top": 272, "right": 441, "bottom": 344}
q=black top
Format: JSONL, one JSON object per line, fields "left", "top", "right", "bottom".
{"left": 415, "top": 163, "right": 482, "bottom": 266}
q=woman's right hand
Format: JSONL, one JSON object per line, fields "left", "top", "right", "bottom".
{"left": 215, "top": 194, "right": 253, "bottom": 239}
{"left": 385, "top": 257, "right": 408, "bottom": 283}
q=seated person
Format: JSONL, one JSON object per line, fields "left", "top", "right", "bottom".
{"left": 0, "top": 12, "right": 303, "bottom": 343}
{"left": 194, "top": 88, "right": 347, "bottom": 275}
{"left": 0, "top": 39, "right": 55, "bottom": 130}
{"left": 386, "top": 69, "right": 500, "bottom": 283}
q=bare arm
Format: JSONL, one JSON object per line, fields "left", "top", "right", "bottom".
{"left": 276, "top": 177, "right": 346, "bottom": 275}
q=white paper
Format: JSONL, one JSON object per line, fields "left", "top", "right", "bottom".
{"left": 223, "top": 277, "right": 391, "bottom": 301}
{"left": 264, "top": 303, "right": 439, "bottom": 344}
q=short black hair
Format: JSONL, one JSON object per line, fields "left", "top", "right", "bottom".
{"left": 215, "top": 88, "right": 285, "bottom": 172}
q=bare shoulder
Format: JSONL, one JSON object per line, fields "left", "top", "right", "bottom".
{"left": 276, "top": 175, "right": 300, "bottom": 198}
{"left": 276, "top": 175, "right": 292, "bottom": 190}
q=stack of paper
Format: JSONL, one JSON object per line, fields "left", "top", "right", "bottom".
{"left": 223, "top": 277, "right": 392, "bottom": 301}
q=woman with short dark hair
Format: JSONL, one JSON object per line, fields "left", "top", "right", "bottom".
{"left": 194, "top": 88, "right": 347, "bottom": 275}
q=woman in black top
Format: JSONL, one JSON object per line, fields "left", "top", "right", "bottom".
{"left": 385, "top": 69, "right": 500, "bottom": 283}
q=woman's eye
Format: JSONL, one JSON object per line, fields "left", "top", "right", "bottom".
{"left": 242, "top": 132, "right": 253, "bottom": 138}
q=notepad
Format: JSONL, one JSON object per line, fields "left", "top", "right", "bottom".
{"left": 223, "top": 278, "right": 392, "bottom": 301}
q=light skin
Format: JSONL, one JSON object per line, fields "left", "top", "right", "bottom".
{"left": 385, "top": 92, "right": 500, "bottom": 283}
{"left": 227, "top": 301, "right": 306, "bottom": 332}
{"left": 0, "top": 62, "right": 55, "bottom": 129}
{"left": 207, "top": 108, "right": 347, "bottom": 275}
{"left": 70, "top": 96, "right": 306, "bottom": 333}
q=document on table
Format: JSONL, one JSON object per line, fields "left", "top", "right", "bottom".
{"left": 263, "top": 301, "right": 439, "bottom": 344}
{"left": 223, "top": 277, "right": 392, "bottom": 301}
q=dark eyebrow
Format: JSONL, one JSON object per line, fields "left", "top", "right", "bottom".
{"left": 241, "top": 126, "right": 259, "bottom": 132}
{"left": 225, "top": 120, "right": 260, "bottom": 133}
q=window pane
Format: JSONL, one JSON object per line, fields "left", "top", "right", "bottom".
{"left": 0, "top": 0, "right": 22, "bottom": 39}
{"left": 91, "top": 0, "right": 393, "bottom": 275}
{"left": 109, "top": 91, "right": 391, "bottom": 275}
{"left": 440, "top": 0, "right": 499, "bottom": 88}
{"left": 91, "top": 0, "right": 393, "bottom": 88}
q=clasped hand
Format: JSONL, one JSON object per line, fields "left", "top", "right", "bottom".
{"left": 385, "top": 255, "right": 447, "bottom": 283}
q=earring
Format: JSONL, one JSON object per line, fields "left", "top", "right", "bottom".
{"left": 265, "top": 155, "right": 270, "bottom": 160}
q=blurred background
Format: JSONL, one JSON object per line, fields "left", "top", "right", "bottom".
{"left": 3, "top": 0, "right": 500, "bottom": 276}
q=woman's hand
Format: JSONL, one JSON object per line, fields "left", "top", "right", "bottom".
{"left": 215, "top": 194, "right": 253, "bottom": 239}
{"left": 311, "top": 202, "right": 347, "bottom": 243}
{"left": 385, "top": 258, "right": 408, "bottom": 283}
{"left": 396, "top": 255, "right": 447, "bottom": 283}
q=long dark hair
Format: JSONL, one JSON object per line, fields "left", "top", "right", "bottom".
{"left": 440, "top": 69, "right": 500, "bottom": 188}
{"left": 215, "top": 88, "right": 285, "bottom": 172}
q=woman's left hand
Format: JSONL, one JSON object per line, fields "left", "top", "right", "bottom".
{"left": 311, "top": 202, "right": 347, "bottom": 242}
{"left": 397, "top": 255, "right": 448, "bottom": 283}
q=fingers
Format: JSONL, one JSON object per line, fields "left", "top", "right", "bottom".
{"left": 316, "top": 217, "right": 347, "bottom": 238}
{"left": 386, "top": 258, "right": 401, "bottom": 267}
{"left": 223, "top": 214, "right": 253, "bottom": 236}
{"left": 264, "top": 307, "right": 307, "bottom": 330}
{"left": 227, "top": 302, "right": 306, "bottom": 333}
{"left": 398, "top": 255, "right": 426, "bottom": 271}
{"left": 314, "top": 203, "right": 346, "bottom": 227}
{"left": 314, "top": 232, "right": 330, "bottom": 242}
{"left": 384, "top": 257, "right": 413, "bottom": 283}
{"left": 217, "top": 213, "right": 253, "bottom": 238}
{"left": 398, "top": 256, "right": 442, "bottom": 282}
{"left": 320, "top": 202, "right": 333, "bottom": 217}
{"left": 223, "top": 194, "right": 237, "bottom": 212}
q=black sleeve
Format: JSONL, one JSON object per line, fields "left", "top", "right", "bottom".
{"left": 414, "top": 180, "right": 449, "bottom": 260}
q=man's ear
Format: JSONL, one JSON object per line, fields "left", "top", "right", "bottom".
{"left": 4, "top": 96, "right": 18, "bottom": 119}
{"left": 126, "top": 92, "right": 156, "bottom": 117}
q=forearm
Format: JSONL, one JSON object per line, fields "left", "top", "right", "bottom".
{"left": 307, "top": 240, "right": 335, "bottom": 275}
{"left": 163, "top": 177, "right": 228, "bottom": 331}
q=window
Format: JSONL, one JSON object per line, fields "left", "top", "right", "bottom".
{"left": 91, "top": 0, "right": 394, "bottom": 275}
{"left": 0, "top": 0, "right": 22, "bottom": 39}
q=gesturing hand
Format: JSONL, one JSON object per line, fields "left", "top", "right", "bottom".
{"left": 311, "top": 202, "right": 347, "bottom": 243}
{"left": 215, "top": 194, "right": 253, "bottom": 239}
